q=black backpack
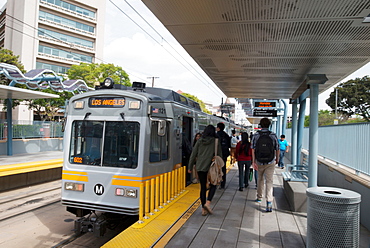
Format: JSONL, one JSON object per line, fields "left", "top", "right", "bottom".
{"left": 255, "top": 131, "right": 274, "bottom": 163}
{"left": 218, "top": 132, "right": 231, "bottom": 157}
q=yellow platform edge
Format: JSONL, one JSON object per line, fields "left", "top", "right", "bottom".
{"left": 102, "top": 182, "right": 201, "bottom": 248}
{"left": 102, "top": 161, "right": 235, "bottom": 248}
{"left": 0, "top": 159, "right": 63, "bottom": 177}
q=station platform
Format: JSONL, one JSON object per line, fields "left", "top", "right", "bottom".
{"left": 105, "top": 162, "right": 370, "bottom": 248}
{"left": 0, "top": 151, "right": 63, "bottom": 166}
{"left": 1, "top": 152, "right": 369, "bottom": 247}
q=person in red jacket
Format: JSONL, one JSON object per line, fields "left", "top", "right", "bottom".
{"left": 235, "top": 132, "right": 252, "bottom": 191}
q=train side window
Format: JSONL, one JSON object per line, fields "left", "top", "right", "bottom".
{"left": 150, "top": 120, "right": 169, "bottom": 162}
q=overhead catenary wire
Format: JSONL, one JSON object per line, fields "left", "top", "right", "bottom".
{"left": 109, "top": 0, "right": 225, "bottom": 98}
{"left": 2, "top": 4, "right": 225, "bottom": 99}
{"left": 1, "top": 12, "right": 149, "bottom": 82}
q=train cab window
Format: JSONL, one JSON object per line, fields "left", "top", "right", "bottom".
{"left": 150, "top": 120, "right": 169, "bottom": 162}
{"left": 69, "top": 121, "right": 103, "bottom": 165}
{"left": 69, "top": 121, "right": 139, "bottom": 168}
{"left": 102, "top": 121, "right": 139, "bottom": 168}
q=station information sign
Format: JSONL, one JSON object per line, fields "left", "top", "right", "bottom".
{"left": 254, "top": 101, "right": 276, "bottom": 108}
{"left": 253, "top": 109, "right": 277, "bottom": 117}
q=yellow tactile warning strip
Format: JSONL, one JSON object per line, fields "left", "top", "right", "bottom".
{"left": 102, "top": 182, "right": 200, "bottom": 248}
{"left": 0, "top": 159, "right": 63, "bottom": 177}
{"left": 153, "top": 199, "right": 201, "bottom": 248}
{"left": 102, "top": 160, "right": 234, "bottom": 248}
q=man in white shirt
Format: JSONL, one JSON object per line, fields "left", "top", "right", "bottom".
{"left": 230, "top": 130, "right": 239, "bottom": 165}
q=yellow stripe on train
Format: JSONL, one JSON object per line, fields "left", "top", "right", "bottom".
{"left": 62, "top": 170, "right": 88, "bottom": 182}
{"left": 111, "top": 179, "right": 143, "bottom": 187}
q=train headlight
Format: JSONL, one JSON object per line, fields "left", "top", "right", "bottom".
{"left": 101, "top": 77, "right": 114, "bottom": 89}
{"left": 115, "top": 188, "right": 137, "bottom": 198}
{"left": 126, "top": 189, "right": 137, "bottom": 198}
{"left": 129, "top": 101, "right": 141, "bottom": 109}
{"left": 65, "top": 182, "right": 84, "bottom": 192}
{"left": 74, "top": 101, "right": 84, "bottom": 109}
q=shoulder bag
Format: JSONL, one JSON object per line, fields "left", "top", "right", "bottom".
{"left": 207, "top": 138, "right": 225, "bottom": 186}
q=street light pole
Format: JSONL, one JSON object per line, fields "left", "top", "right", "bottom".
{"left": 147, "top": 77, "right": 159, "bottom": 87}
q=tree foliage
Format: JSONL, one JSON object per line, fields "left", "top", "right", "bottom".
{"left": 0, "top": 49, "right": 26, "bottom": 83}
{"left": 326, "top": 76, "right": 370, "bottom": 122}
{"left": 0, "top": 49, "right": 27, "bottom": 109}
{"left": 287, "top": 109, "right": 365, "bottom": 128}
{"left": 27, "top": 89, "right": 73, "bottom": 121}
{"left": 67, "top": 63, "right": 131, "bottom": 87}
{"left": 181, "top": 92, "right": 211, "bottom": 114}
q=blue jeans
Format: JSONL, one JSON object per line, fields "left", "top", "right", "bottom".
{"left": 254, "top": 170, "right": 258, "bottom": 187}
{"left": 278, "top": 150, "right": 286, "bottom": 167}
{"left": 238, "top": 160, "right": 251, "bottom": 188}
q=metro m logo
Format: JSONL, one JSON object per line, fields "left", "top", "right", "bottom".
{"left": 94, "top": 184, "right": 104, "bottom": 195}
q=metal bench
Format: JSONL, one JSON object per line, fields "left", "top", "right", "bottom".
{"left": 281, "top": 161, "right": 308, "bottom": 182}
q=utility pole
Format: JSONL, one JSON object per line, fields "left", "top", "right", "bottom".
{"left": 147, "top": 77, "right": 159, "bottom": 87}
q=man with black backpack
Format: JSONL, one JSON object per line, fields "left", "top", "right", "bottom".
{"left": 216, "top": 122, "right": 231, "bottom": 189}
{"left": 251, "top": 118, "right": 279, "bottom": 212}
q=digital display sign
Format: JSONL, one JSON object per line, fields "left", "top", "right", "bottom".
{"left": 254, "top": 101, "right": 276, "bottom": 108}
{"left": 89, "top": 97, "right": 125, "bottom": 108}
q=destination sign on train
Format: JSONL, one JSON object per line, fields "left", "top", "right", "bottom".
{"left": 89, "top": 97, "right": 125, "bottom": 108}
{"left": 254, "top": 101, "right": 276, "bottom": 108}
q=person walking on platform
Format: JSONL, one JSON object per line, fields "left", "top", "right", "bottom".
{"left": 235, "top": 132, "right": 252, "bottom": 191}
{"left": 188, "top": 125, "right": 222, "bottom": 216}
{"left": 230, "top": 130, "right": 238, "bottom": 165}
{"left": 278, "top": 134, "right": 290, "bottom": 169}
{"left": 191, "top": 132, "right": 202, "bottom": 183}
{"left": 251, "top": 118, "right": 279, "bottom": 212}
{"left": 216, "top": 122, "right": 231, "bottom": 189}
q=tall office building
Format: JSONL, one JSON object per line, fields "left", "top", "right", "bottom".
{"left": 0, "top": 0, "right": 106, "bottom": 73}
{"left": 0, "top": 0, "right": 106, "bottom": 121}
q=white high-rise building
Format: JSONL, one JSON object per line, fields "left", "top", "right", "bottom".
{"left": 0, "top": 0, "right": 106, "bottom": 121}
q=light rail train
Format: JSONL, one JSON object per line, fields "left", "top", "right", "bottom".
{"left": 61, "top": 79, "right": 247, "bottom": 234}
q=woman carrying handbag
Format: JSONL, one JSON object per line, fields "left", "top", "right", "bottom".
{"left": 188, "top": 125, "right": 223, "bottom": 216}
{"left": 235, "top": 132, "right": 252, "bottom": 191}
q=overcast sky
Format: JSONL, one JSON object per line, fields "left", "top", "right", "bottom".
{"left": 104, "top": 0, "right": 370, "bottom": 110}
{"left": 103, "top": 0, "right": 227, "bottom": 106}
{"left": 1, "top": 0, "right": 369, "bottom": 110}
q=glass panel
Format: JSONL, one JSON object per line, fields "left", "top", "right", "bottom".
{"left": 102, "top": 122, "right": 140, "bottom": 168}
{"left": 44, "top": 47, "right": 51, "bottom": 54}
{"left": 161, "top": 123, "right": 169, "bottom": 160}
{"left": 150, "top": 122, "right": 161, "bottom": 162}
{"left": 69, "top": 121, "right": 103, "bottom": 166}
{"left": 149, "top": 121, "right": 169, "bottom": 162}
{"left": 39, "top": 11, "right": 94, "bottom": 33}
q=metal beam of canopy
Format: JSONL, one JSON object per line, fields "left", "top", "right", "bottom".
{"left": 0, "top": 85, "right": 60, "bottom": 99}
{"left": 1, "top": 85, "right": 59, "bottom": 156}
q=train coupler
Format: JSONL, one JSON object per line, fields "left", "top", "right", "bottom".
{"left": 74, "top": 213, "right": 107, "bottom": 237}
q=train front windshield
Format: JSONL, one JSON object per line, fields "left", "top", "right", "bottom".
{"left": 69, "top": 121, "right": 139, "bottom": 168}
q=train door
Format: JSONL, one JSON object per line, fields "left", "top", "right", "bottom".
{"left": 182, "top": 116, "right": 193, "bottom": 184}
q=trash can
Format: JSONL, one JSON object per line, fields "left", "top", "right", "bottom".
{"left": 306, "top": 187, "right": 361, "bottom": 248}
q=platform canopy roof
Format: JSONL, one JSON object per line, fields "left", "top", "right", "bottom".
{"left": 142, "top": 0, "right": 370, "bottom": 101}
{"left": 0, "top": 85, "right": 59, "bottom": 99}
